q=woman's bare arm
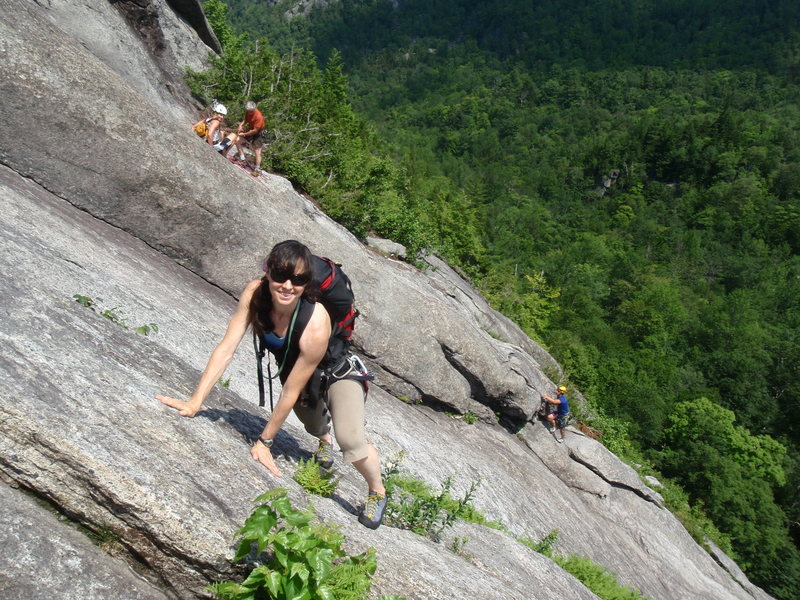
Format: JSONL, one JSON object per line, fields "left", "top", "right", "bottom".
{"left": 156, "top": 279, "right": 260, "bottom": 417}
{"left": 251, "top": 303, "right": 331, "bottom": 475}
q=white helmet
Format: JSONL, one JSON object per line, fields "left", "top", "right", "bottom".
{"left": 212, "top": 103, "right": 228, "bottom": 115}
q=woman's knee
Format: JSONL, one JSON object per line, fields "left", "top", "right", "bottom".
{"left": 339, "top": 438, "right": 369, "bottom": 463}
{"left": 327, "top": 379, "right": 368, "bottom": 462}
{"left": 293, "top": 400, "right": 331, "bottom": 438}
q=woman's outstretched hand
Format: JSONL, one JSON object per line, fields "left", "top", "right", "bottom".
{"left": 251, "top": 441, "right": 282, "bottom": 477}
{"left": 156, "top": 395, "right": 202, "bottom": 418}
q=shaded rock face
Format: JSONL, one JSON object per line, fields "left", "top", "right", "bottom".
{"left": 164, "top": 0, "right": 222, "bottom": 52}
{"left": 0, "top": 2, "right": 772, "bottom": 600}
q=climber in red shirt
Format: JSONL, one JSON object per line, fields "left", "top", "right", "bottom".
{"left": 231, "top": 100, "right": 266, "bottom": 174}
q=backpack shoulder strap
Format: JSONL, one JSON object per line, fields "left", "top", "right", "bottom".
{"left": 317, "top": 256, "right": 338, "bottom": 289}
{"left": 252, "top": 299, "right": 305, "bottom": 409}
{"left": 253, "top": 332, "right": 267, "bottom": 408}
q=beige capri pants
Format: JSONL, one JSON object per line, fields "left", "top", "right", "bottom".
{"left": 293, "top": 378, "right": 369, "bottom": 463}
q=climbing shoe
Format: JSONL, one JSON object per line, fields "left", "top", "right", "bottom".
{"left": 358, "top": 491, "right": 387, "bottom": 530}
{"left": 313, "top": 439, "right": 334, "bottom": 469}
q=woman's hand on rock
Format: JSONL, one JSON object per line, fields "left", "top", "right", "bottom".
{"left": 251, "top": 441, "right": 282, "bottom": 477}
{"left": 156, "top": 395, "right": 201, "bottom": 418}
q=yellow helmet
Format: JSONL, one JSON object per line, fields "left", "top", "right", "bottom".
{"left": 558, "top": 385, "right": 567, "bottom": 393}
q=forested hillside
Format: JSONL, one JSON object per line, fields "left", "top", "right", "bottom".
{"left": 198, "top": 1, "right": 799, "bottom": 597}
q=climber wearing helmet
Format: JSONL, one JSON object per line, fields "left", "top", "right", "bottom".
{"left": 192, "top": 102, "right": 236, "bottom": 152}
{"left": 541, "top": 385, "right": 571, "bottom": 443}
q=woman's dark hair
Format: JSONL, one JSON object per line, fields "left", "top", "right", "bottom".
{"left": 248, "top": 240, "right": 319, "bottom": 335}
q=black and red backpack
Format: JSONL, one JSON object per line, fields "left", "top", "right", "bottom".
{"left": 310, "top": 256, "right": 358, "bottom": 360}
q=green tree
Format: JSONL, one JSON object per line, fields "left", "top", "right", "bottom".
{"left": 657, "top": 398, "right": 799, "bottom": 596}
{"left": 203, "top": 0, "right": 239, "bottom": 50}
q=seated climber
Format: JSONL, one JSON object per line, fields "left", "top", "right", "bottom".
{"left": 192, "top": 102, "right": 235, "bottom": 153}
{"left": 542, "top": 385, "right": 571, "bottom": 443}
{"left": 229, "top": 100, "right": 266, "bottom": 174}
{"left": 156, "top": 240, "right": 388, "bottom": 529}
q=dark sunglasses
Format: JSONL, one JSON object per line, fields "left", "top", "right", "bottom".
{"left": 269, "top": 268, "right": 312, "bottom": 286}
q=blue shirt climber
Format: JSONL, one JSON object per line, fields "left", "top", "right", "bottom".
{"left": 542, "top": 385, "right": 571, "bottom": 442}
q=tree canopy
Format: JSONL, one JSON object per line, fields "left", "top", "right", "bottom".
{"left": 201, "top": 2, "right": 800, "bottom": 596}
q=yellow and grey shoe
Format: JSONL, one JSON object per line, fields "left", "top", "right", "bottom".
{"left": 358, "top": 491, "right": 387, "bottom": 530}
{"left": 313, "top": 439, "right": 334, "bottom": 469}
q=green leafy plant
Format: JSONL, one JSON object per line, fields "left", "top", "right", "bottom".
{"left": 73, "top": 294, "right": 159, "bottom": 336}
{"left": 381, "top": 452, "right": 502, "bottom": 536}
{"left": 397, "top": 395, "right": 422, "bottom": 405}
{"left": 100, "top": 306, "right": 128, "bottom": 329}
{"left": 552, "top": 554, "right": 650, "bottom": 600}
{"left": 73, "top": 294, "right": 96, "bottom": 309}
{"left": 449, "top": 536, "right": 472, "bottom": 558}
{"left": 573, "top": 403, "right": 636, "bottom": 459}
{"left": 384, "top": 471, "right": 483, "bottom": 540}
{"left": 541, "top": 365, "right": 563, "bottom": 385}
{"left": 484, "top": 329, "right": 510, "bottom": 343}
{"left": 519, "top": 529, "right": 559, "bottom": 557}
{"left": 445, "top": 410, "right": 477, "bottom": 424}
{"left": 323, "top": 555, "right": 376, "bottom": 600}
{"left": 209, "top": 488, "right": 376, "bottom": 600}
{"left": 217, "top": 376, "right": 232, "bottom": 388}
{"left": 86, "top": 523, "right": 123, "bottom": 553}
{"left": 520, "top": 530, "right": 648, "bottom": 599}
{"left": 657, "top": 469, "right": 733, "bottom": 556}
{"left": 134, "top": 323, "right": 159, "bottom": 336}
{"left": 293, "top": 458, "right": 338, "bottom": 497}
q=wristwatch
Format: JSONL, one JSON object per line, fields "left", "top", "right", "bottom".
{"left": 259, "top": 437, "right": 274, "bottom": 448}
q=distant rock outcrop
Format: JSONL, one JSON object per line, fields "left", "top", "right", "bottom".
{"left": 594, "top": 169, "right": 621, "bottom": 197}
{"left": 0, "top": 2, "right": 773, "bottom": 600}
{"left": 365, "top": 235, "right": 407, "bottom": 260}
